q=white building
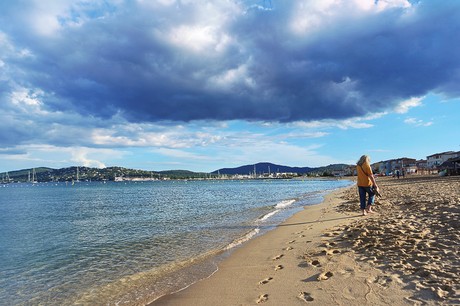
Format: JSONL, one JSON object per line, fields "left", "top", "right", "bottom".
{"left": 426, "top": 151, "right": 460, "bottom": 169}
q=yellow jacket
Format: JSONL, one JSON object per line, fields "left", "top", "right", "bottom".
{"left": 357, "top": 164, "right": 373, "bottom": 187}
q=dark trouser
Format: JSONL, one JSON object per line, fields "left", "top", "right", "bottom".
{"left": 358, "top": 186, "right": 375, "bottom": 210}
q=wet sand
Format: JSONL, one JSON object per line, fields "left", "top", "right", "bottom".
{"left": 151, "top": 175, "right": 460, "bottom": 305}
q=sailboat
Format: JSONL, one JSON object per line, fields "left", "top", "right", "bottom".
{"left": 76, "top": 166, "right": 80, "bottom": 183}
{"left": 31, "top": 168, "right": 38, "bottom": 184}
{"left": 1, "top": 172, "right": 11, "bottom": 184}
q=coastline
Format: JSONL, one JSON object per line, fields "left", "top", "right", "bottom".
{"left": 151, "top": 184, "right": 358, "bottom": 305}
{"left": 141, "top": 181, "right": 352, "bottom": 305}
{"left": 151, "top": 175, "right": 460, "bottom": 305}
{"left": 1, "top": 179, "right": 352, "bottom": 305}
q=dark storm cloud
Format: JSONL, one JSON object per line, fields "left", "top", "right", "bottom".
{"left": 1, "top": 1, "right": 460, "bottom": 124}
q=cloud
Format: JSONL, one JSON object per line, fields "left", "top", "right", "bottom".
{"left": 394, "top": 97, "right": 424, "bottom": 113}
{"left": 2, "top": 144, "right": 124, "bottom": 169}
{"left": 404, "top": 117, "right": 433, "bottom": 127}
{"left": 90, "top": 123, "right": 223, "bottom": 148}
{"left": 0, "top": 0, "right": 458, "bottom": 128}
{"left": 0, "top": 148, "right": 28, "bottom": 155}
{"left": 70, "top": 147, "right": 108, "bottom": 168}
{"left": 294, "top": 115, "right": 378, "bottom": 130}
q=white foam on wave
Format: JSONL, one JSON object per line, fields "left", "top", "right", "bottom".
{"left": 224, "top": 228, "right": 260, "bottom": 250}
{"left": 258, "top": 210, "right": 279, "bottom": 222}
{"left": 257, "top": 199, "right": 297, "bottom": 223}
{"left": 275, "top": 199, "right": 296, "bottom": 209}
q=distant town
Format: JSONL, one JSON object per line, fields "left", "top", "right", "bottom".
{"left": 370, "top": 151, "right": 460, "bottom": 177}
{"left": 327, "top": 150, "right": 460, "bottom": 178}
{"left": 1, "top": 150, "right": 459, "bottom": 184}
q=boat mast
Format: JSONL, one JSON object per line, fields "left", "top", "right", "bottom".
{"left": 32, "top": 168, "right": 37, "bottom": 183}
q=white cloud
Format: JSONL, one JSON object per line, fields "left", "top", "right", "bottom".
{"left": 168, "top": 25, "right": 217, "bottom": 52}
{"left": 207, "top": 63, "right": 256, "bottom": 90}
{"left": 373, "top": 0, "right": 411, "bottom": 11}
{"left": 10, "top": 88, "right": 43, "bottom": 107}
{"left": 295, "top": 118, "right": 374, "bottom": 130}
{"left": 289, "top": 0, "right": 412, "bottom": 35}
{"left": 404, "top": 117, "right": 433, "bottom": 127}
{"left": 70, "top": 147, "right": 108, "bottom": 168}
{"left": 282, "top": 131, "right": 329, "bottom": 139}
{"left": 18, "top": 0, "right": 120, "bottom": 36}
{"left": 25, "top": 0, "right": 75, "bottom": 36}
{"left": 143, "top": 0, "right": 176, "bottom": 7}
{"left": 1, "top": 144, "right": 125, "bottom": 169}
{"left": 161, "top": 1, "right": 238, "bottom": 54}
{"left": 91, "top": 124, "right": 223, "bottom": 149}
{"left": 394, "top": 96, "right": 424, "bottom": 113}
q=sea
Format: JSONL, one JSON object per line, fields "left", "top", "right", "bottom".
{"left": 0, "top": 178, "right": 352, "bottom": 305}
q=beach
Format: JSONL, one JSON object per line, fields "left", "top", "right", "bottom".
{"left": 152, "top": 175, "right": 459, "bottom": 305}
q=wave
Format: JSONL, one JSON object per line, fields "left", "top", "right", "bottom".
{"left": 257, "top": 198, "right": 297, "bottom": 222}
{"left": 275, "top": 199, "right": 296, "bottom": 209}
{"left": 224, "top": 228, "right": 260, "bottom": 250}
{"left": 258, "top": 210, "right": 279, "bottom": 221}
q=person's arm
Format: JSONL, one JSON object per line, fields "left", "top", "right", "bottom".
{"left": 369, "top": 168, "right": 379, "bottom": 190}
{"left": 370, "top": 174, "right": 378, "bottom": 189}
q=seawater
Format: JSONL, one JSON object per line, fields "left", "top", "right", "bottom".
{"left": 0, "top": 179, "right": 352, "bottom": 305}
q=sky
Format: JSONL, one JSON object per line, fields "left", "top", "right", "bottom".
{"left": 1, "top": 0, "right": 459, "bottom": 173}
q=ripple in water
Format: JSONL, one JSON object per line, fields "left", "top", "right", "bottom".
{"left": 0, "top": 179, "right": 352, "bottom": 305}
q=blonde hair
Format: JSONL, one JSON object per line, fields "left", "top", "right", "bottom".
{"left": 357, "top": 155, "right": 370, "bottom": 166}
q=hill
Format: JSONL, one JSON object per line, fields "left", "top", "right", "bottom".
{"left": 3, "top": 166, "right": 213, "bottom": 182}
{"left": 212, "top": 162, "right": 351, "bottom": 176}
{"left": 212, "top": 162, "right": 312, "bottom": 175}
{"left": 2, "top": 163, "right": 353, "bottom": 183}
{"left": 309, "top": 164, "right": 352, "bottom": 175}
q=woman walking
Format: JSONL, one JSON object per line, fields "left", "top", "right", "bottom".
{"left": 356, "top": 155, "right": 379, "bottom": 216}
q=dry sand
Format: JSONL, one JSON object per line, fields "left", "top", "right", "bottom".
{"left": 152, "top": 175, "right": 459, "bottom": 305}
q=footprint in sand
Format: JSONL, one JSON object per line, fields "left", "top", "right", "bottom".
{"left": 311, "top": 259, "right": 321, "bottom": 267}
{"left": 317, "top": 271, "right": 334, "bottom": 281}
{"left": 435, "top": 287, "right": 451, "bottom": 299}
{"left": 259, "top": 277, "right": 273, "bottom": 285}
{"left": 284, "top": 246, "right": 294, "bottom": 251}
{"left": 274, "top": 265, "right": 284, "bottom": 271}
{"left": 298, "top": 291, "right": 314, "bottom": 302}
{"left": 370, "top": 275, "right": 398, "bottom": 288}
{"left": 323, "top": 249, "right": 341, "bottom": 255}
{"left": 256, "top": 294, "right": 268, "bottom": 303}
{"left": 287, "top": 240, "right": 296, "bottom": 244}
{"left": 273, "top": 254, "right": 284, "bottom": 260}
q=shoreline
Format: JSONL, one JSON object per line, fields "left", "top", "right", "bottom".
{"left": 143, "top": 183, "right": 353, "bottom": 305}
{"left": 151, "top": 175, "right": 460, "bottom": 305}
{"left": 151, "top": 184, "right": 359, "bottom": 305}
{"left": 1, "top": 179, "right": 351, "bottom": 305}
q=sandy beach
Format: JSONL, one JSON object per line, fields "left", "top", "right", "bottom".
{"left": 152, "top": 175, "right": 459, "bottom": 305}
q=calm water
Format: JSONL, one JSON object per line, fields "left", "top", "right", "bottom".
{"left": 0, "top": 179, "right": 351, "bottom": 305}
